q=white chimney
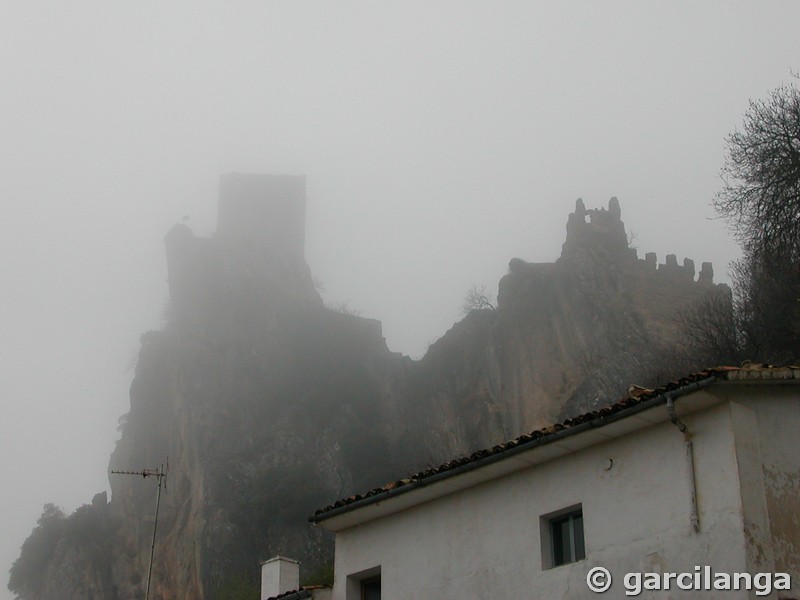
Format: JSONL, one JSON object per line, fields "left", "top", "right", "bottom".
{"left": 260, "top": 556, "right": 300, "bottom": 600}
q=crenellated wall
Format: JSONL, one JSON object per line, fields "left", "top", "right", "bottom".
{"left": 562, "top": 197, "right": 717, "bottom": 286}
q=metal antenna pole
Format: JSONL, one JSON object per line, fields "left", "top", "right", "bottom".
{"left": 144, "top": 469, "right": 164, "bottom": 600}
{"left": 111, "top": 462, "right": 168, "bottom": 600}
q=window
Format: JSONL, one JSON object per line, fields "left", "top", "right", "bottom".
{"left": 541, "top": 505, "right": 585, "bottom": 568}
{"left": 361, "top": 576, "right": 380, "bottom": 600}
{"left": 347, "top": 566, "right": 380, "bottom": 600}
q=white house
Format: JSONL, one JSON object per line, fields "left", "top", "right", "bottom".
{"left": 304, "top": 365, "right": 800, "bottom": 599}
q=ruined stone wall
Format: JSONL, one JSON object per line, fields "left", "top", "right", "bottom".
{"left": 428, "top": 197, "right": 733, "bottom": 440}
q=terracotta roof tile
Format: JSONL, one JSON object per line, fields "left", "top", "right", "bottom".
{"left": 266, "top": 588, "right": 313, "bottom": 600}
{"left": 309, "top": 364, "right": 799, "bottom": 523}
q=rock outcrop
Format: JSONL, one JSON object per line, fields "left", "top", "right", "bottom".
{"left": 10, "top": 184, "right": 731, "bottom": 600}
{"left": 415, "top": 197, "right": 730, "bottom": 446}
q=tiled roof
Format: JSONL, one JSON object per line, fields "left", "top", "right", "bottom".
{"left": 266, "top": 589, "right": 311, "bottom": 600}
{"left": 309, "top": 365, "right": 800, "bottom": 523}
{"left": 267, "top": 585, "right": 331, "bottom": 600}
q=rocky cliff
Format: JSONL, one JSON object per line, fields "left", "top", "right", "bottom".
{"left": 415, "top": 197, "right": 728, "bottom": 443}
{"left": 10, "top": 178, "right": 730, "bottom": 600}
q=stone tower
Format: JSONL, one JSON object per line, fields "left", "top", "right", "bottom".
{"left": 217, "top": 173, "right": 307, "bottom": 263}
{"left": 165, "top": 173, "right": 318, "bottom": 325}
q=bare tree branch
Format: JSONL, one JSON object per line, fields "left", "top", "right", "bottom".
{"left": 714, "top": 81, "right": 800, "bottom": 363}
{"left": 461, "top": 284, "right": 496, "bottom": 315}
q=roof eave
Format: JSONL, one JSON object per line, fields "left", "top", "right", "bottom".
{"left": 310, "top": 376, "right": 719, "bottom": 530}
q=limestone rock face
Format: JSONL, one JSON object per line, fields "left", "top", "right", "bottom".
{"left": 102, "top": 175, "right": 417, "bottom": 599}
{"left": 413, "top": 198, "right": 730, "bottom": 449}
{"left": 11, "top": 188, "right": 731, "bottom": 600}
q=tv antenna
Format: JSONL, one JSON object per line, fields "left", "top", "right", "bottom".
{"left": 111, "top": 460, "right": 168, "bottom": 600}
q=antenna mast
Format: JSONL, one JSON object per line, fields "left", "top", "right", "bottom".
{"left": 111, "top": 462, "right": 168, "bottom": 600}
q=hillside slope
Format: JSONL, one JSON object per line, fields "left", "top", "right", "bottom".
{"left": 9, "top": 178, "right": 729, "bottom": 600}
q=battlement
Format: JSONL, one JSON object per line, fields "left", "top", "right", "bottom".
{"left": 634, "top": 252, "right": 715, "bottom": 284}
{"left": 563, "top": 197, "right": 631, "bottom": 258}
{"left": 561, "top": 197, "right": 715, "bottom": 285}
{"left": 217, "top": 173, "right": 306, "bottom": 262}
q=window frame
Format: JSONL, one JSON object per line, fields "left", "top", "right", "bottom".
{"left": 540, "top": 504, "right": 585, "bottom": 569}
{"left": 346, "top": 566, "right": 381, "bottom": 600}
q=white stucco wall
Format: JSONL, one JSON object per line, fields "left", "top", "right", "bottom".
{"left": 734, "top": 387, "right": 800, "bottom": 597}
{"left": 327, "top": 400, "right": 757, "bottom": 599}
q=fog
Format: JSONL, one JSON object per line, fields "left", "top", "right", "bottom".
{"left": 1, "top": 2, "right": 797, "bottom": 597}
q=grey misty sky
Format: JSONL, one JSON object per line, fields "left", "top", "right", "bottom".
{"left": 0, "top": 2, "right": 797, "bottom": 596}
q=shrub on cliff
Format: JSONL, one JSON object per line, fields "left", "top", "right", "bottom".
{"left": 8, "top": 504, "right": 66, "bottom": 597}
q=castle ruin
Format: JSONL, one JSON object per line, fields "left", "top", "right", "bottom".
{"left": 561, "top": 197, "right": 716, "bottom": 285}
{"left": 217, "top": 172, "right": 307, "bottom": 263}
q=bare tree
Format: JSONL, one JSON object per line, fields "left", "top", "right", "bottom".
{"left": 461, "top": 284, "right": 495, "bottom": 314}
{"left": 715, "top": 82, "right": 800, "bottom": 259}
{"left": 714, "top": 80, "right": 800, "bottom": 363}
{"left": 675, "top": 289, "right": 742, "bottom": 366}
{"left": 730, "top": 252, "right": 800, "bottom": 363}
{"left": 327, "top": 300, "right": 361, "bottom": 316}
